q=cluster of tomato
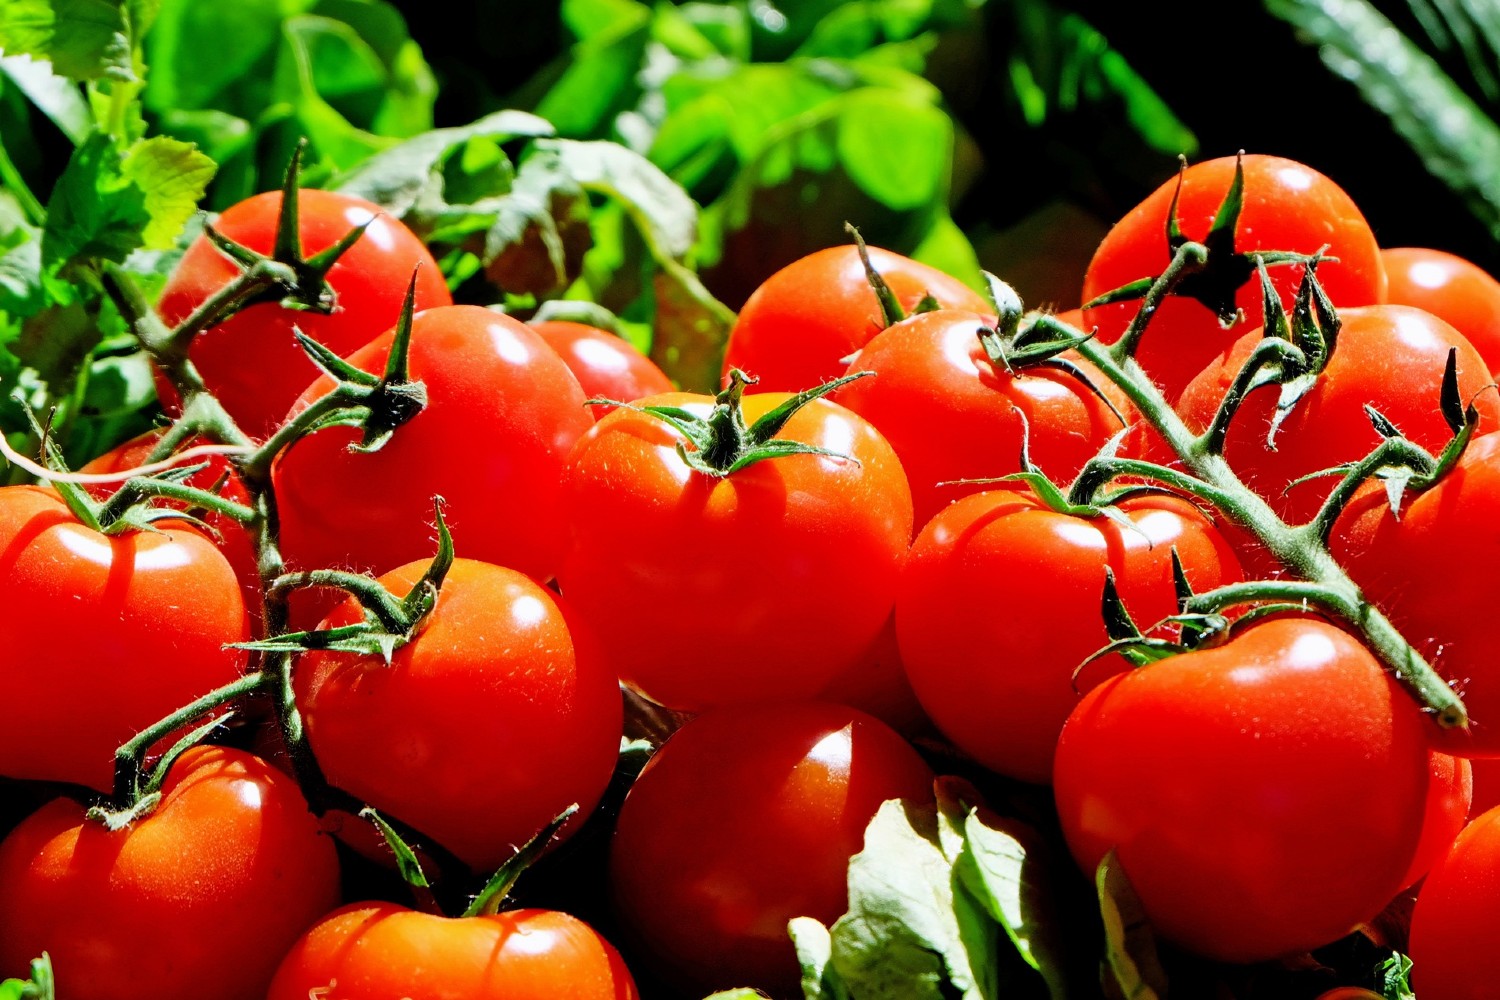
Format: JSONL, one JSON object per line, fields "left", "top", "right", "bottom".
{"left": 5, "top": 151, "right": 1500, "bottom": 1000}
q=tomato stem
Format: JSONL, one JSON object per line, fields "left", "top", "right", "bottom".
{"left": 1041, "top": 241, "right": 1471, "bottom": 730}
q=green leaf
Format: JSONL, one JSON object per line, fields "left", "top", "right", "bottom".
{"left": 1096, "top": 850, "right": 1168, "bottom": 1000}
{"left": 332, "top": 109, "right": 555, "bottom": 215}
{"left": 0, "top": 54, "right": 90, "bottom": 141}
{"left": 957, "top": 805, "right": 1071, "bottom": 1000}
{"left": 835, "top": 88, "right": 950, "bottom": 211}
{"left": 700, "top": 991, "right": 769, "bottom": 1000}
{"left": 547, "top": 136, "right": 699, "bottom": 259}
{"left": 40, "top": 131, "right": 144, "bottom": 269}
{"left": 482, "top": 143, "right": 591, "bottom": 298}
{"left": 0, "top": 0, "right": 132, "bottom": 82}
{"left": 536, "top": 0, "right": 651, "bottom": 137}
{"left": 1264, "top": 0, "right": 1500, "bottom": 244}
{"left": 119, "top": 135, "right": 214, "bottom": 249}
{"left": 790, "top": 917, "right": 850, "bottom": 1000}
{"left": 142, "top": 0, "right": 308, "bottom": 112}
{"left": 0, "top": 212, "right": 46, "bottom": 318}
{"left": 828, "top": 798, "right": 998, "bottom": 1000}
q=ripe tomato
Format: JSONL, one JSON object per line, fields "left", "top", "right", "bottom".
{"left": 1383, "top": 246, "right": 1500, "bottom": 375}
{"left": 814, "top": 615, "right": 932, "bottom": 738}
{"left": 1174, "top": 304, "right": 1500, "bottom": 527}
{"left": 896, "top": 487, "right": 1242, "bottom": 784}
{"left": 530, "top": 319, "right": 675, "bottom": 418}
{"left": 1082, "top": 154, "right": 1386, "bottom": 401}
{"left": 273, "top": 305, "right": 593, "bottom": 615}
{"left": 1408, "top": 804, "right": 1500, "bottom": 1000}
{"left": 1401, "top": 751, "right": 1472, "bottom": 890}
{"left": 157, "top": 188, "right": 452, "bottom": 439}
{"left": 81, "top": 429, "right": 262, "bottom": 621}
{"left": 0, "top": 746, "right": 340, "bottom": 1000}
{"left": 721, "top": 244, "right": 991, "bottom": 392}
{"left": 831, "top": 308, "right": 1137, "bottom": 528}
{"left": 295, "top": 557, "right": 622, "bottom": 871}
{"left": 0, "top": 485, "right": 249, "bottom": 790}
{"left": 1054, "top": 617, "right": 1435, "bottom": 963}
{"left": 608, "top": 701, "right": 935, "bottom": 998}
{"left": 1330, "top": 429, "right": 1500, "bottom": 756}
{"left": 556, "top": 390, "right": 913, "bottom": 712}
{"left": 268, "top": 902, "right": 639, "bottom": 1000}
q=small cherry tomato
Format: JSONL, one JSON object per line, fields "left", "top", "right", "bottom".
{"left": 530, "top": 319, "right": 674, "bottom": 418}
{"left": 556, "top": 389, "right": 913, "bottom": 712}
{"left": 295, "top": 557, "right": 622, "bottom": 871}
{"left": 896, "top": 487, "right": 1242, "bottom": 784}
{"left": 1174, "top": 304, "right": 1500, "bottom": 527}
{"left": 1409, "top": 805, "right": 1500, "bottom": 1000}
{"left": 0, "top": 746, "right": 340, "bottom": 1000}
{"left": 832, "top": 308, "right": 1137, "bottom": 528}
{"left": 1082, "top": 154, "right": 1387, "bottom": 402}
{"left": 722, "top": 244, "right": 991, "bottom": 392}
{"left": 608, "top": 701, "right": 935, "bottom": 998}
{"left": 157, "top": 188, "right": 452, "bottom": 439}
{"left": 1382, "top": 246, "right": 1500, "bottom": 374}
{"left": 0, "top": 485, "right": 249, "bottom": 790}
{"left": 268, "top": 902, "right": 639, "bottom": 1000}
{"left": 1054, "top": 617, "right": 1434, "bottom": 963}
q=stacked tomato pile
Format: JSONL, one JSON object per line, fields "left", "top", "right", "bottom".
{"left": 4, "top": 152, "right": 1500, "bottom": 1000}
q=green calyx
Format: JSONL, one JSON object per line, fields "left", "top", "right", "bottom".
{"left": 242, "top": 499, "right": 455, "bottom": 662}
{"left": 629, "top": 368, "right": 868, "bottom": 477}
{"left": 1081, "top": 152, "right": 1322, "bottom": 326}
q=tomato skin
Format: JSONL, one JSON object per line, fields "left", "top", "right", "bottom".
{"left": 530, "top": 320, "right": 675, "bottom": 418}
{"left": 1082, "top": 154, "right": 1386, "bottom": 402}
{"left": 81, "top": 429, "right": 262, "bottom": 622}
{"left": 0, "top": 746, "right": 340, "bottom": 1000}
{"left": 1401, "top": 751, "right": 1472, "bottom": 890}
{"left": 608, "top": 701, "right": 935, "bottom": 998}
{"left": 1173, "top": 304, "right": 1500, "bottom": 528}
{"left": 268, "top": 902, "right": 639, "bottom": 1000}
{"left": 1053, "top": 618, "right": 1434, "bottom": 963}
{"left": 1409, "top": 805, "right": 1500, "bottom": 999}
{"left": 157, "top": 189, "right": 452, "bottom": 439}
{"left": 1330, "top": 430, "right": 1500, "bottom": 756}
{"left": 295, "top": 558, "right": 622, "bottom": 871}
{"left": 721, "top": 244, "right": 991, "bottom": 392}
{"left": 273, "top": 305, "right": 594, "bottom": 612}
{"left": 896, "top": 488, "right": 1242, "bottom": 784}
{"left": 831, "top": 309, "right": 1137, "bottom": 529}
{"left": 0, "top": 486, "right": 249, "bottom": 790}
{"left": 1382, "top": 246, "right": 1500, "bottom": 375}
{"left": 556, "top": 391, "right": 913, "bottom": 712}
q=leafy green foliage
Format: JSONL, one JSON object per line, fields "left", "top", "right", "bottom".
{"left": 140, "top": 0, "right": 436, "bottom": 205}
{"left": 792, "top": 779, "right": 1086, "bottom": 1000}
{"left": 1264, "top": 0, "right": 1500, "bottom": 246}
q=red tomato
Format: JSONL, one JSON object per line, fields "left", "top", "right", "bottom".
{"left": 81, "top": 429, "right": 262, "bottom": 621}
{"left": 157, "top": 189, "right": 452, "bottom": 439}
{"left": 556, "top": 390, "right": 913, "bottom": 712}
{"left": 273, "top": 305, "right": 594, "bottom": 617}
{"left": 1401, "top": 751, "right": 1472, "bottom": 890}
{"left": 295, "top": 558, "right": 622, "bottom": 871}
{"left": 1174, "top": 304, "right": 1500, "bottom": 528}
{"left": 896, "top": 487, "right": 1242, "bottom": 784}
{"left": 1082, "top": 154, "right": 1386, "bottom": 401}
{"left": 1054, "top": 617, "right": 1434, "bottom": 963}
{"left": 831, "top": 308, "right": 1137, "bottom": 528}
{"left": 0, "top": 746, "right": 340, "bottom": 1000}
{"left": 1330, "top": 430, "right": 1500, "bottom": 756}
{"left": 608, "top": 701, "right": 935, "bottom": 998}
{"left": 721, "top": 244, "right": 991, "bottom": 392}
{"left": 268, "top": 902, "right": 639, "bottom": 1000}
{"left": 530, "top": 319, "right": 674, "bottom": 418}
{"left": 0, "top": 485, "right": 249, "bottom": 790}
{"left": 1409, "top": 804, "right": 1500, "bottom": 999}
{"left": 1383, "top": 246, "right": 1500, "bottom": 375}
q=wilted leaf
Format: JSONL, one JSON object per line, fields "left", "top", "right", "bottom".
{"left": 1096, "top": 850, "right": 1168, "bottom": 1000}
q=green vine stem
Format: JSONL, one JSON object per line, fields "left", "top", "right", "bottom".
{"left": 1033, "top": 244, "right": 1468, "bottom": 729}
